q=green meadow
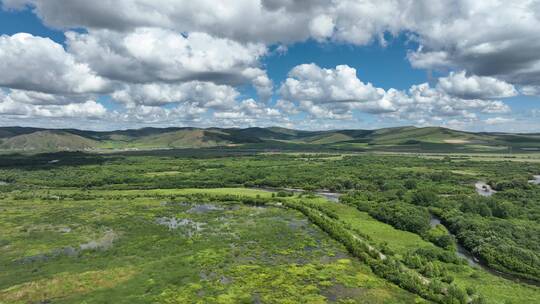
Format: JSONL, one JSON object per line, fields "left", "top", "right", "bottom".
{"left": 0, "top": 151, "right": 539, "bottom": 303}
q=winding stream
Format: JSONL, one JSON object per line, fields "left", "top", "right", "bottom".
{"left": 430, "top": 213, "right": 538, "bottom": 286}
{"left": 254, "top": 186, "right": 537, "bottom": 285}
{"left": 430, "top": 215, "right": 480, "bottom": 267}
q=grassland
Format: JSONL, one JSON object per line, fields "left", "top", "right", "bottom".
{"left": 0, "top": 151, "right": 539, "bottom": 303}
{"left": 306, "top": 197, "right": 540, "bottom": 304}
{"left": 0, "top": 189, "right": 420, "bottom": 303}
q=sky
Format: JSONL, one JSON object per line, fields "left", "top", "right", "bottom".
{"left": 0, "top": 1, "right": 539, "bottom": 132}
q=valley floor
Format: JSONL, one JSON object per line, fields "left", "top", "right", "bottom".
{"left": 0, "top": 152, "right": 539, "bottom": 303}
{"left": 0, "top": 188, "right": 420, "bottom": 303}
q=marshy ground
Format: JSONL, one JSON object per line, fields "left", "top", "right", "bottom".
{"left": 0, "top": 152, "right": 539, "bottom": 303}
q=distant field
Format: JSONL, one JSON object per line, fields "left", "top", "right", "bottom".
{"left": 374, "top": 151, "right": 540, "bottom": 162}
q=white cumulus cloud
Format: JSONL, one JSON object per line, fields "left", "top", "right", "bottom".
{"left": 111, "top": 82, "right": 240, "bottom": 110}
{"left": 281, "top": 64, "right": 383, "bottom": 103}
{"left": 436, "top": 71, "right": 517, "bottom": 99}
{"left": 66, "top": 28, "right": 267, "bottom": 85}
{"left": 1, "top": 0, "right": 539, "bottom": 131}
{"left": 0, "top": 96, "right": 107, "bottom": 118}
{"left": 5, "top": 0, "right": 540, "bottom": 89}
{"left": 485, "top": 117, "right": 515, "bottom": 125}
{"left": 0, "top": 33, "right": 110, "bottom": 94}
{"left": 279, "top": 64, "right": 512, "bottom": 125}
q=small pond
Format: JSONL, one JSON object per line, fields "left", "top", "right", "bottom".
{"left": 528, "top": 175, "right": 540, "bottom": 185}
{"left": 475, "top": 181, "right": 496, "bottom": 196}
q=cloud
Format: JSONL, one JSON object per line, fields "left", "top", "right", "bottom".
{"left": 112, "top": 82, "right": 282, "bottom": 127}
{"left": 5, "top": 0, "right": 385, "bottom": 46}
{"left": 6, "top": 0, "right": 404, "bottom": 45}
{"left": 241, "top": 68, "right": 273, "bottom": 102}
{"left": 331, "top": 0, "right": 405, "bottom": 45}
{"left": 66, "top": 28, "right": 267, "bottom": 84}
{"left": 6, "top": 0, "right": 540, "bottom": 88}
{"left": 279, "top": 64, "right": 511, "bottom": 125}
{"left": 4, "top": 0, "right": 324, "bottom": 43}
{"left": 0, "top": 1, "right": 436, "bottom": 47}
{"left": 1, "top": 1, "right": 539, "bottom": 131}
{"left": 279, "top": 64, "right": 385, "bottom": 118}
{"left": 63, "top": 28, "right": 272, "bottom": 102}
{"left": 5, "top": 89, "right": 90, "bottom": 105}
{"left": 382, "top": 83, "right": 510, "bottom": 124}
{"left": 485, "top": 117, "right": 515, "bottom": 125}
{"left": 212, "top": 98, "right": 286, "bottom": 127}
{"left": 0, "top": 87, "right": 107, "bottom": 119}
{"left": 407, "top": 49, "right": 451, "bottom": 70}
{"left": 111, "top": 82, "right": 240, "bottom": 109}
{"left": 36, "top": 100, "right": 107, "bottom": 118}
{"left": 405, "top": 0, "right": 540, "bottom": 87}
{"left": 1, "top": 0, "right": 29, "bottom": 9}
{"left": 309, "top": 14, "right": 335, "bottom": 41}
{"left": 281, "top": 64, "right": 382, "bottom": 101}
{"left": 0, "top": 33, "right": 110, "bottom": 94}
{"left": 275, "top": 99, "right": 299, "bottom": 115}
{"left": 436, "top": 71, "right": 517, "bottom": 99}
{"left": 116, "top": 103, "right": 206, "bottom": 124}
{"left": 0, "top": 96, "right": 107, "bottom": 118}
{"left": 6, "top": 1, "right": 540, "bottom": 90}
{"left": 0, "top": 29, "right": 273, "bottom": 123}
{"left": 521, "top": 85, "right": 540, "bottom": 96}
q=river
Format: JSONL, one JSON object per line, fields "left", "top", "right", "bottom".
{"left": 430, "top": 214, "right": 538, "bottom": 286}
{"left": 430, "top": 215, "right": 480, "bottom": 267}
{"left": 254, "top": 186, "right": 537, "bottom": 285}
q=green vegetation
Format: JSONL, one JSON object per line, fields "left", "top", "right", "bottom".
{"left": 0, "top": 150, "right": 539, "bottom": 303}
{"left": 2, "top": 125, "right": 540, "bottom": 153}
{"left": 0, "top": 190, "right": 420, "bottom": 304}
{"left": 0, "top": 130, "right": 98, "bottom": 151}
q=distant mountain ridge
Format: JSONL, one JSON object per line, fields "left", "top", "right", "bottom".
{"left": 0, "top": 126, "right": 539, "bottom": 153}
{"left": 0, "top": 130, "right": 99, "bottom": 152}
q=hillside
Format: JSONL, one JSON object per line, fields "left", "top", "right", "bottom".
{"left": 128, "top": 129, "right": 234, "bottom": 149}
{"left": 0, "top": 131, "right": 98, "bottom": 152}
{"left": 0, "top": 126, "right": 539, "bottom": 153}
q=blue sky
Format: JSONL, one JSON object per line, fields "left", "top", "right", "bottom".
{"left": 0, "top": 1, "right": 538, "bottom": 132}
{"left": 264, "top": 36, "right": 426, "bottom": 90}
{"left": 0, "top": 8, "right": 64, "bottom": 42}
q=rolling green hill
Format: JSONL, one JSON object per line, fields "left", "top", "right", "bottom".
{"left": 370, "top": 126, "right": 467, "bottom": 144}
{"left": 126, "top": 129, "right": 234, "bottom": 149}
{"left": 0, "top": 130, "right": 99, "bottom": 152}
{"left": 0, "top": 126, "right": 538, "bottom": 153}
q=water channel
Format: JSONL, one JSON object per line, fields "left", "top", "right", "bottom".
{"left": 254, "top": 186, "right": 538, "bottom": 285}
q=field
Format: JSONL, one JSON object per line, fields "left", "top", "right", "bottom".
{"left": 0, "top": 151, "right": 539, "bottom": 303}
{"left": 0, "top": 189, "right": 421, "bottom": 304}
